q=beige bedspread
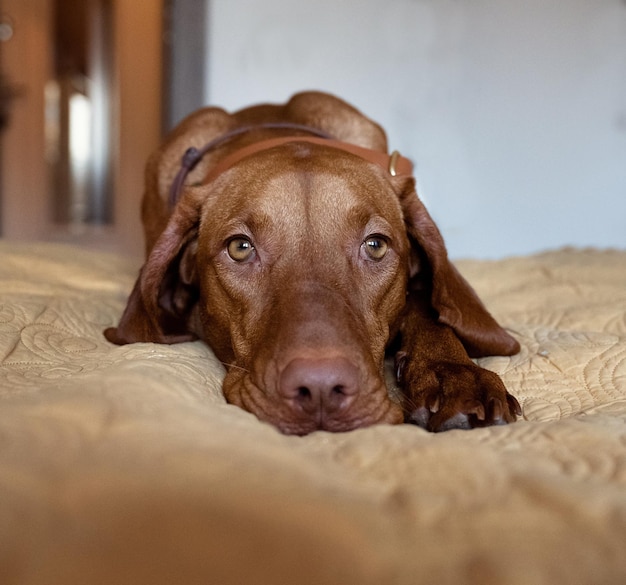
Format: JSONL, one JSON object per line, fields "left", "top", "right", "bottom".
{"left": 1, "top": 241, "right": 625, "bottom": 585}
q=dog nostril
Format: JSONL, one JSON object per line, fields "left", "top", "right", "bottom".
{"left": 332, "top": 385, "right": 346, "bottom": 396}
{"left": 297, "top": 386, "right": 312, "bottom": 400}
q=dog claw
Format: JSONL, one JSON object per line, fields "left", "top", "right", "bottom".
{"left": 395, "top": 352, "right": 407, "bottom": 382}
{"left": 507, "top": 393, "right": 522, "bottom": 417}
{"left": 489, "top": 397, "right": 504, "bottom": 422}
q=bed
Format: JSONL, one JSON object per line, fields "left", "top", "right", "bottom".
{"left": 1, "top": 240, "right": 625, "bottom": 584}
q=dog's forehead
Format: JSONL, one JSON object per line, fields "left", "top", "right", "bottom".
{"left": 206, "top": 144, "right": 404, "bottom": 232}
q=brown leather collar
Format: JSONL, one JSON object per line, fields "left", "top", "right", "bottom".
{"left": 169, "top": 123, "right": 413, "bottom": 208}
{"left": 203, "top": 136, "right": 414, "bottom": 186}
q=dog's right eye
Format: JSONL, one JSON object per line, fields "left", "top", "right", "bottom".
{"left": 362, "top": 235, "right": 389, "bottom": 261}
{"left": 227, "top": 237, "right": 255, "bottom": 262}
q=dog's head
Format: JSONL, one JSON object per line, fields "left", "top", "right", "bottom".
{"left": 106, "top": 140, "right": 517, "bottom": 434}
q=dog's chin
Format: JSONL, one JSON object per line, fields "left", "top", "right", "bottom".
{"left": 222, "top": 368, "right": 405, "bottom": 435}
{"left": 270, "top": 402, "right": 405, "bottom": 436}
{"left": 272, "top": 418, "right": 368, "bottom": 437}
{"left": 231, "top": 394, "right": 404, "bottom": 436}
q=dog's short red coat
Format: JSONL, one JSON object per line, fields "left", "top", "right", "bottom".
{"left": 105, "top": 91, "right": 520, "bottom": 435}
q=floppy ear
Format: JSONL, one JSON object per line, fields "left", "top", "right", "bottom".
{"left": 395, "top": 177, "right": 519, "bottom": 358}
{"left": 104, "top": 189, "right": 203, "bottom": 345}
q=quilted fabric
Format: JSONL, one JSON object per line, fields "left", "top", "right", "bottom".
{"left": 1, "top": 241, "right": 625, "bottom": 585}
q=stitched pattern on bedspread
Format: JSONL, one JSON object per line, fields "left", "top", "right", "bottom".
{"left": 1, "top": 242, "right": 625, "bottom": 585}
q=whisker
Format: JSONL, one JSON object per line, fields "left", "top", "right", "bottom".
{"left": 400, "top": 392, "right": 419, "bottom": 412}
{"left": 219, "top": 361, "right": 251, "bottom": 374}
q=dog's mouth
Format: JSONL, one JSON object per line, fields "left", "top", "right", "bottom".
{"left": 275, "top": 399, "right": 404, "bottom": 436}
{"left": 221, "top": 360, "right": 404, "bottom": 436}
{"left": 243, "top": 393, "right": 404, "bottom": 436}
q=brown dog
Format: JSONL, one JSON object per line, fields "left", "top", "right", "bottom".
{"left": 105, "top": 91, "right": 521, "bottom": 435}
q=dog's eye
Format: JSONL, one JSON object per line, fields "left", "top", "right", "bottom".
{"left": 227, "top": 237, "right": 255, "bottom": 262}
{"left": 362, "top": 236, "right": 389, "bottom": 261}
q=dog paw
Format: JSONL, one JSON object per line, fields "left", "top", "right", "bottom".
{"left": 396, "top": 353, "right": 521, "bottom": 432}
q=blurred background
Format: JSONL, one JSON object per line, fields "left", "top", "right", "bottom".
{"left": 0, "top": 0, "right": 624, "bottom": 260}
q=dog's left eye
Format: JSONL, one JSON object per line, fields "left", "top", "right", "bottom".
{"left": 362, "top": 236, "right": 389, "bottom": 261}
{"left": 227, "top": 237, "right": 255, "bottom": 262}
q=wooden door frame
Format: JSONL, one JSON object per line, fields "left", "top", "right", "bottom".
{"left": 0, "top": 0, "right": 164, "bottom": 261}
{"left": 0, "top": 0, "right": 53, "bottom": 242}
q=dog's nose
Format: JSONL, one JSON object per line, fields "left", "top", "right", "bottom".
{"left": 279, "top": 357, "right": 359, "bottom": 417}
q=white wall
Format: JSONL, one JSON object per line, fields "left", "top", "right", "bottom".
{"left": 206, "top": 0, "right": 626, "bottom": 259}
